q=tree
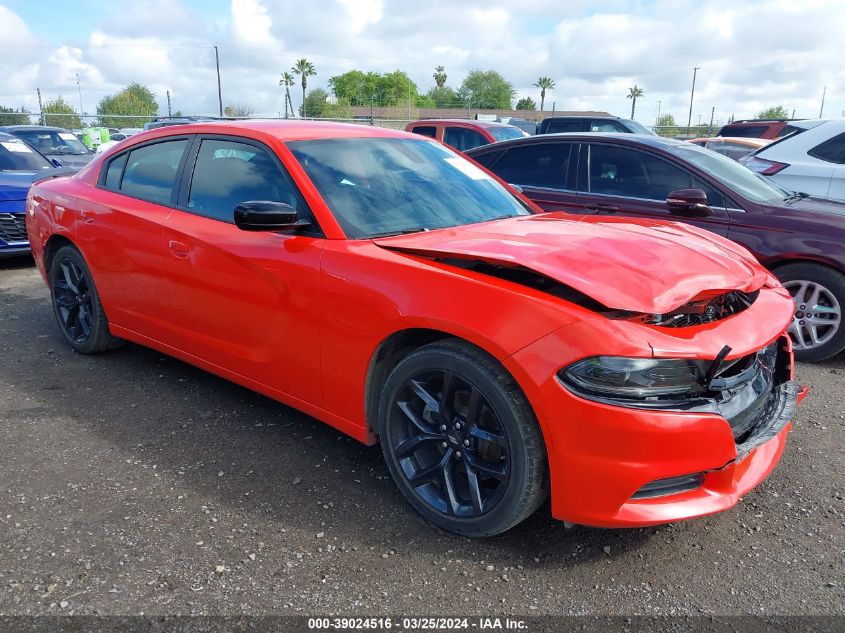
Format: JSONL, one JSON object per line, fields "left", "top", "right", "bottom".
{"left": 223, "top": 104, "right": 255, "bottom": 118}
{"left": 329, "top": 69, "right": 419, "bottom": 107}
{"left": 301, "top": 89, "right": 351, "bottom": 119}
{"left": 292, "top": 58, "right": 316, "bottom": 117}
{"left": 433, "top": 65, "right": 447, "bottom": 89}
{"left": 627, "top": 85, "right": 644, "bottom": 119}
{"left": 279, "top": 71, "right": 295, "bottom": 118}
{"left": 756, "top": 105, "right": 790, "bottom": 120}
{"left": 97, "top": 83, "right": 158, "bottom": 128}
{"left": 655, "top": 113, "right": 678, "bottom": 137}
{"left": 515, "top": 96, "right": 537, "bottom": 111}
{"left": 0, "top": 106, "right": 30, "bottom": 126}
{"left": 534, "top": 77, "right": 555, "bottom": 111}
{"left": 42, "top": 96, "right": 82, "bottom": 128}
{"left": 457, "top": 70, "right": 515, "bottom": 110}
{"left": 427, "top": 86, "right": 458, "bottom": 108}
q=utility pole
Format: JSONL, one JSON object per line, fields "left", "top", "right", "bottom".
{"left": 75, "top": 73, "right": 83, "bottom": 119}
{"left": 407, "top": 80, "right": 411, "bottom": 121}
{"left": 214, "top": 45, "right": 223, "bottom": 117}
{"left": 370, "top": 95, "right": 375, "bottom": 126}
{"left": 167, "top": 90, "right": 172, "bottom": 117}
{"left": 552, "top": 101, "right": 556, "bottom": 115}
{"left": 819, "top": 85, "right": 827, "bottom": 118}
{"left": 687, "top": 66, "right": 700, "bottom": 130}
{"left": 708, "top": 106, "right": 714, "bottom": 135}
{"left": 655, "top": 100, "right": 662, "bottom": 127}
{"left": 36, "top": 87, "right": 44, "bottom": 126}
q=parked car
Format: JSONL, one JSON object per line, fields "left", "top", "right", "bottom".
{"left": 740, "top": 119, "right": 845, "bottom": 202}
{"left": 0, "top": 132, "right": 74, "bottom": 258}
{"left": 496, "top": 117, "right": 537, "bottom": 135}
{"left": 688, "top": 137, "right": 770, "bottom": 161}
{"left": 404, "top": 119, "right": 527, "bottom": 151}
{"left": 537, "top": 115, "right": 655, "bottom": 135}
{"left": 27, "top": 121, "right": 802, "bottom": 535}
{"left": 716, "top": 119, "right": 803, "bottom": 140}
{"left": 119, "top": 127, "right": 143, "bottom": 136}
{"left": 467, "top": 133, "right": 845, "bottom": 361}
{"left": 0, "top": 125, "right": 95, "bottom": 170}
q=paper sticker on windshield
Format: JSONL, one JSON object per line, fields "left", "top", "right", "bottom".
{"left": 1, "top": 141, "right": 32, "bottom": 153}
{"left": 59, "top": 133, "right": 77, "bottom": 141}
{"left": 444, "top": 157, "right": 492, "bottom": 181}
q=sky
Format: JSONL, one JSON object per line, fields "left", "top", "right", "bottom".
{"left": 0, "top": 0, "right": 842, "bottom": 126}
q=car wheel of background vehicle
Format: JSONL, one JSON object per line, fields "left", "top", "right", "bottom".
{"left": 378, "top": 339, "right": 548, "bottom": 537}
{"left": 775, "top": 262, "right": 845, "bottom": 362}
{"left": 49, "top": 245, "right": 123, "bottom": 354}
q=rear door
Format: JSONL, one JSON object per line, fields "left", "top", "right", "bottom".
{"left": 79, "top": 136, "right": 193, "bottom": 340}
{"left": 473, "top": 141, "right": 580, "bottom": 213}
{"left": 577, "top": 141, "right": 731, "bottom": 236}
{"left": 161, "top": 135, "right": 325, "bottom": 405}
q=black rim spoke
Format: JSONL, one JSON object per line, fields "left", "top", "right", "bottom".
{"left": 53, "top": 257, "right": 94, "bottom": 344}
{"left": 389, "top": 370, "right": 510, "bottom": 518}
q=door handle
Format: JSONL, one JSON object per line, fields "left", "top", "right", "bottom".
{"left": 80, "top": 210, "right": 96, "bottom": 224}
{"left": 585, "top": 204, "right": 619, "bottom": 214}
{"left": 168, "top": 240, "right": 191, "bottom": 258}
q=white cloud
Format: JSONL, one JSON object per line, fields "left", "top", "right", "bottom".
{"left": 0, "top": 0, "right": 843, "bottom": 123}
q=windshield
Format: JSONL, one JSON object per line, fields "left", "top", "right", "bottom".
{"left": 13, "top": 130, "right": 89, "bottom": 155}
{"left": 0, "top": 137, "right": 53, "bottom": 171}
{"left": 667, "top": 143, "right": 791, "bottom": 203}
{"left": 488, "top": 126, "right": 528, "bottom": 142}
{"left": 288, "top": 138, "right": 531, "bottom": 238}
{"left": 625, "top": 120, "right": 657, "bottom": 135}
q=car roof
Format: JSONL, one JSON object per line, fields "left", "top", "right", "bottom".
{"left": 406, "top": 119, "right": 517, "bottom": 128}
{"left": 540, "top": 115, "right": 623, "bottom": 121}
{"left": 466, "top": 132, "right": 684, "bottom": 153}
{"left": 0, "top": 125, "right": 69, "bottom": 132}
{"left": 133, "top": 119, "right": 417, "bottom": 143}
{"left": 690, "top": 137, "right": 770, "bottom": 146}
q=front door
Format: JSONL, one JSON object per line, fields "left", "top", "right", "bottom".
{"left": 162, "top": 136, "right": 325, "bottom": 405}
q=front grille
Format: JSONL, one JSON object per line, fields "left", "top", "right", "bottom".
{"left": 0, "top": 213, "right": 28, "bottom": 243}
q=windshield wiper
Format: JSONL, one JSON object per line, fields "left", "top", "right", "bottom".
{"left": 369, "top": 227, "right": 431, "bottom": 238}
{"left": 784, "top": 191, "right": 809, "bottom": 203}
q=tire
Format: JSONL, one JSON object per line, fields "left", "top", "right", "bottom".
{"left": 48, "top": 245, "right": 123, "bottom": 354}
{"left": 377, "top": 339, "right": 548, "bottom": 537}
{"left": 775, "top": 262, "right": 845, "bottom": 362}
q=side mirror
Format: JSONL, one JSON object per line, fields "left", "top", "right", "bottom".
{"left": 233, "top": 201, "right": 311, "bottom": 232}
{"left": 666, "top": 188, "right": 712, "bottom": 217}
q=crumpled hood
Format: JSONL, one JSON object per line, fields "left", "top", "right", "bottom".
{"left": 373, "top": 213, "right": 770, "bottom": 314}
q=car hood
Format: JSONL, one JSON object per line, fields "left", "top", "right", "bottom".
{"left": 781, "top": 195, "right": 845, "bottom": 216}
{"left": 44, "top": 153, "right": 94, "bottom": 169}
{"left": 0, "top": 168, "right": 78, "bottom": 201}
{"left": 373, "top": 213, "right": 769, "bottom": 314}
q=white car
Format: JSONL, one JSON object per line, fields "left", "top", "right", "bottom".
{"left": 741, "top": 119, "right": 845, "bottom": 200}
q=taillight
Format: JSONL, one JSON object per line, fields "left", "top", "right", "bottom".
{"left": 740, "top": 155, "right": 789, "bottom": 175}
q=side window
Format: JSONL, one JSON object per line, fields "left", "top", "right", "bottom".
{"left": 187, "top": 138, "right": 306, "bottom": 223}
{"left": 443, "top": 127, "right": 488, "bottom": 152}
{"left": 410, "top": 126, "right": 437, "bottom": 139}
{"left": 545, "top": 120, "right": 585, "bottom": 134}
{"left": 590, "top": 120, "right": 625, "bottom": 132}
{"left": 809, "top": 133, "right": 845, "bottom": 164}
{"left": 104, "top": 153, "right": 127, "bottom": 190}
{"left": 693, "top": 178, "right": 726, "bottom": 208}
{"left": 470, "top": 149, "right": 503, "bottom": 169}
{"left": 487, "top": 144, "right": 573, "bottom": 189}
{"left": 588, "top": 144, "right": 698, "bottom": 200}
{"left": 120, "top": 139, "right": 188, "bottom": 204}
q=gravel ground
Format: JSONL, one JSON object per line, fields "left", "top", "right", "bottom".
{"left": 0, "top": 257, "right": 843, "bottom": 618}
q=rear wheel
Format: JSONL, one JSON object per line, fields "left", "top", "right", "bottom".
{"left": 775, "top": 262, "right": 845, "bottom": 362}
{"left": 49, "top": 245, "right": 123, "bottom": 354}
{"left": 378, "top": 340, "right": 547, "bottom": 537}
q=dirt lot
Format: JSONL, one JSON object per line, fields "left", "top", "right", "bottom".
{"left": 0, "top": 257, "right": 843, "bottom": 618}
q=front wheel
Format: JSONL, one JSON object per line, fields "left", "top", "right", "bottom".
{"left": 776, "top": 262, "right": 845, "bottom": 362}
{"left": 378, "top": 340, "right": 547, "bottom": 537}
{"left": 49, "top": 245, "right": 123, "bottom": 354}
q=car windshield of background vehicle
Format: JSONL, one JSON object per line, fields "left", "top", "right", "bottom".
{"left": 0, "top": 138, "right": 53, "bottom": 171}
{"left": 288, "top": 138, "right": 531, "bottom": 238}
{"left": 14, "top": 130, "right": 89, "bottom": 155}
{"left": 488, "top": 126, "right": 528, "bottom": 142}
{"left": 668, "top": 144, "right": 791, "bottom": 204}
{"left": 624, "top": 120, "right": 656, "bottom": 135}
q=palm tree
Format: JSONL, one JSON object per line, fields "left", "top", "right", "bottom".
{"left": 433, "top": 66, "right": 447, "bottom": 89}
{"left": 534, "top": 77, "right": 555, "bottom": 111}
{"left": 627, "top": 85, "right": 644, "bottom": 119}
{"left": 291, "top": 58, "right": 316, "bottom": 117}
{"left": 279, "top": 71, "right": 295, "bottom": 118}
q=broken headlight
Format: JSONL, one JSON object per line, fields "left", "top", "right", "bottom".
{"left": 559, "top": 356, "right": 706, "bottom": 400}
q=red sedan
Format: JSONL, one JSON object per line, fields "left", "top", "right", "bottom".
{"left": 26, "top": 121, "right": 803, "bottom": 536}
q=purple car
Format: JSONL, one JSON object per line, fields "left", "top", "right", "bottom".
{"left": 467, "top": 133, "right": 845, "bottom": 362}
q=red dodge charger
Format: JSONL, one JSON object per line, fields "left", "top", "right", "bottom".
{"left": 26, "top": 121, "right": 804, "bottom": 536}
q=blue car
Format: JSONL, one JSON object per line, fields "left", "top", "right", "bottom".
{"left": 0, "top": 131, "right": 75, "bottom": 258}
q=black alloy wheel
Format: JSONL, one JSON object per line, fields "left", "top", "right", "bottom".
{"left": 379, "top": 340, "right": 547, "bottom": 537}
{"left": 49, "top": 245, "right": 123, "bottom": 354}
